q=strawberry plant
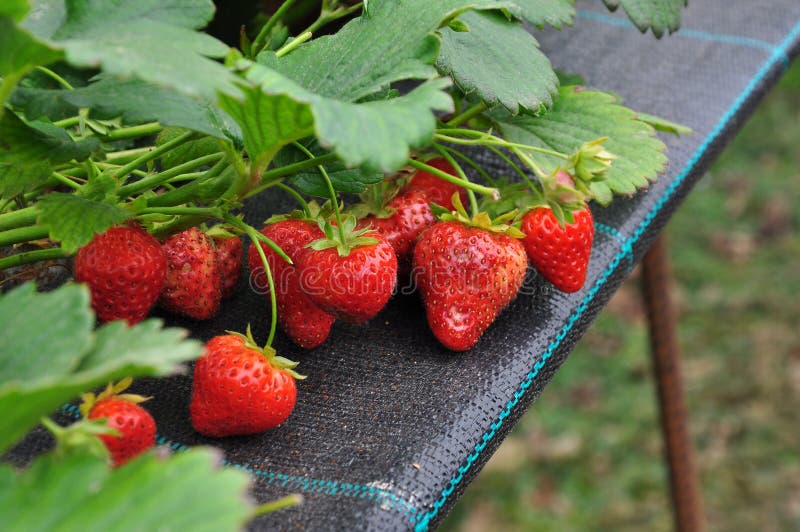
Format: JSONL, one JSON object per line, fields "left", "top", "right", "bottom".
{"left": 1, "top": 0, "right": 689, "bottom": 527}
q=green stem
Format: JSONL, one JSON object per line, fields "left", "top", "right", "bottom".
{"left": 444, "top": 102, "right": 488, "bottom": 128}
{"left": 105, "top": 122, "right": 161, "bottom": 141}
{"left": 303, "top": 2, "right": 363, "bottom": 35}
{"left": 276, "top": 183, "right": 310, "bottom": 214}
{"left": 51, "top": 172, "right": 82, "bottom": 191}
{"left": 35, "top": 66, "right": 74, "bottom": 90}
{"left": 224, "top": 214, "right": 292, "bottom": 265}
{"left": 165, "top": 171, "right": 206, "bottom": 183}
{"left": 138, "top": 206, "right": 223, "bottom": 217}
{"left": 435, "top": 129, "right": 569, "bottom": 159}
{"left": 292, "top": 142, "right": 345, "bottom": 243}
{"left": 245, "top": 153, "right": 339, "bottom": 199}
{"left": 53, "top": 116, "right": 81, "bottom": 129}
{"left": 114, "top": 131, "right": 194, "bottom": 182}
{"left": 251, "top": 0, "right": 299, "bottom": 57}
{"left": 432, "top": 146, "right": 479, "bottom": 216}
{"left": 275, "top": 31, "right": 312, "bottom": 58}
{"left": 242, "top": 223, "right": 278, "bottom": 348}
{"left": 94, "top": 163, "right": 148, "bottom": 178}
{"left": 0, "top": 247, "right": 68, "bottom": 271}
{"left": 0, "top": 225, "right": 49, "bottom": 247}
{"left": 407, "top": 159, "right": 498, "bottom": 199}
{"left": 106, "top": 147, "right": 154, "bottom": 163}
{"left": 0, "top": 207, "right": 38, "bottom": 232}
{"left": 117, "top": 152, "right": 224, "bottom": 197}
{"left": 436, "top": 144, "right": 496, "bottom": 187}
{"left": 484, "top": 144, "right": 542, "bottom": 187}
{"left": 252, "top": 494, "right": 303, "bottom": 517}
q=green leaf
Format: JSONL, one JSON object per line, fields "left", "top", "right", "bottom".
{"left": 0, "top": 450, "right": 251, "bottom": 532}
{"left": 492, "top": 86, "right": 667, "bottom": 205}
{"left": 37, "top": 177, "right": 131, "bottom": 253}
{"left": 0, "top": 0, "right": 30, "bottom": 21}
{"left": 603, "top": 0, "right": 686, "bottom": 37}
{"left": 0, "top": 17, "right": 61, "bottom": 76}
{"left": 275, "top": 142, "right": 383, "bottom": 197}
{"left": 515, "top": 0, "right": 575, "bottom": 29}
{"left": 0, "top": 111, "right": 99, "bottom": 200}
{"left": 265, "top": 0, "right": 517, "bottom": 101}
{"left": 436, "top": 10, "right": 557, "bottom": 114}
{"left": 0, "top": 284, "right": 92, "bottom": 384}
{"left": 21, "top": 0, "right": 237, "bottom": 100}
{"left": 221, "top": 61, "right": 453, "bottom": 173}
{"left": 0, "top": 283, "right": 203, "bottom": 454}
{"left": 157, "top": 128, "right": 224, "bottom": 169}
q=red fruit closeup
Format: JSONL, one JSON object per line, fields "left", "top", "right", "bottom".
{"left": 404, "top": 158, "right": 468, "bottom": 211}
{"left": 74, "top": 223, "right": 166, "bottom": 325}
{"left": 413, "top": 221, "right": 527, "bottom": 351}
{"left": 190, "top": 333, "right": 301, "bottom": 437}
{"left": 87, "top": 397, "right": 156, "bottom": 467}
{"left": 248, "top": 220, "right": 335, "bottom": 349}
{"left": 159, "top": 227, "right": 221, "bottom": 320}
{"left": 358, "top": 189, "right": 435, "bottom": 271}
{"left": 521, "top": 206, "right": 594, "bottom": 293}
{"left": 298, "top": 236, "right": 398, "bottom": 324}
{"left": 213, "top": 236, "right": 243, "bottom": 299}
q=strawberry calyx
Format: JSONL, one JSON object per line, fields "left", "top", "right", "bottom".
{"left": 348, "top": 175, "right": 407, "bottom": 220}
{"left": 40, "top": 416, "right": 115, "bottom": 460}
{"left": 435, "top": 192, "right": 525, "bottom": 238}
{"left": 79, "top": 377, "right": 151, "bottom": 418}
{"left": 265, "top": 200, "right": 335, "bottom": 226}
{"left": 307, "top": 214, "right": 380, "bottom": 257}
{"left": 227, "top": 325, "right": 307, "bottom": 380}
{"left": 563, "top": 137, "right": 616, "bottom": 197}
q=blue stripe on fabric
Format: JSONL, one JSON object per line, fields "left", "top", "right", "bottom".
{"left": 595, "top": 223, "right": 634, "bottom": 271}
{"left": 411, "top": 17, "right": 800, "bottom": 532}
{"left": 56, "top": 404, "right": 418, "bottom": 514}
{"left": 576, "top": 10, "right": 788, "bottom": 66}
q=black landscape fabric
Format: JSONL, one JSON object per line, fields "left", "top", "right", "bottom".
{"left": 7, "top": 1, "right": 800, "bottom": 530}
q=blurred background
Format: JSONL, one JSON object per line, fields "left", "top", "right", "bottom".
{"left": 441, "top": 60, "right": 800, "bottom": 531}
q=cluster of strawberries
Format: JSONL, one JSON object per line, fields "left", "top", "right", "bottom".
{"left": 70, "top": 157, "right": 595, "bottom": 445}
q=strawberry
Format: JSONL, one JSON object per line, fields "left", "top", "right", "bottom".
{"left": 413, "top": 202, "right": 527, "bottom": 351}
{"left": 74, "top": 223, "right": 166, "bottom": 325}
{"left": 298, "top": 216, "right": 398, "bottom": 324}
{"left": 358, "top": 189, "right": 435, "bottom": 271}
{"left": 80, "top": 378, "right": 156, "bottom": 467}
{"left": 520, "top": 205, "right": 594, "bottom": 293}
{"left": 159, "top": 227, "right": 221, "bottom": 320}
{"left": 212, "top": 235, "right": 243, "bottom": 299}
{"left": 190, "top": 329, "right": 304, "bottom": 437}
{"left": 404, "top": 157, "right": 467, "bottom": 211}
{"left": 248, "top": 219, "right": 335, "bottom": 349}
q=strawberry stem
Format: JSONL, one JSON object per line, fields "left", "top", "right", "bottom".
{"left": 406, "top": 159, "right": 498, "bottom": 198}
{"left": 444, "top": 101, "right": 488, "bottom": 128}
{"left": 250, "top": 0, "right": 299, "bottom": 58}
{"left": 0, "top": 247, "right": 67, "bottom": 270}
{"left": 0, "top": 206, "right": 38, "bottom": 232}
{"left": 117, "top": 152, "right": 225, "bottom": 197}
{"left": 435, "top": 144, "right": 497, "bottom": 187}
{"left": 432, "top": 146, "right": 479, "bottom": 216}
{"left": 51, "top": 172, "right": 83, "bottom": 191}
{"left": 242, "top": 223, "right": 279, "bottom": 348}
{"left": 276, "top": 183, "right": 311, "bottom": 215}
{"left": 35, "top": 66, "right": 74, "bottom": 90}
{"left": 114, "top": 131, "right": 195, "bottom": 182}
{"left": 292, "top": 142, "right": 347, "bottom": 244}
{"left": 0, "top": 225, "right": 49, "bottom": 248}
{"left": 252, "top": 494, "right": 303, "bottom": 517}
{"left": 103, "top": 122, "right": 162, "bottom": 141}
{"left": 223, "top": 214, "right": 293, "bottom": 264}
{"left": 275, "top": 31, "right": 312, "bottom": 58}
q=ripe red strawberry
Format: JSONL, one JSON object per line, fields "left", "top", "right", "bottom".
{"left": 413, "top": 221, "right": 527, "bottom": 351}
{"left": 159, "top": 227, "right": 221, "bottom": 320}
{"left": 404, "top": 157, "right": 467, "bottom": 211}
{"left": 190, "top": 330, "right": 304, "bottom": 437}
{"left": 358, "top": 189, "right": 435, "bottom": 271}
{"left": 248, "top": 219, "right": 335, "bottom": 349}
{"left": 298, "top": 223, "right": 398, "bottom": 324}
{"left": 74, "top": 223, "right": 166, "bottom": 325}
{"left": 81, "top": 379, "right": 156, "bottom": 467}
{"left": 521, "top": 206, "right": 594, "bottom": 293}
{"left": 213, "top": 235, "right": 243, "bottom": 299}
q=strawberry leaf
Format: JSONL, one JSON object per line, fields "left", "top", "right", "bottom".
{"left": 492, "top": 86, "right": 668, "bottom": 205}
{"left": 20, "top": 0, "right": 237, "bottom": 100}
{"left": 0, "top": 0, "right": 30, "bottom": 21}
{"left": 0, "top": 283, "right": 203, "bottom": 454}
{"left": 515, "top": 0, "right": 575, "bottom": 29}
{"left": 0, "top": 450, "right": 251, "bottom": 531}
{"left": 0, "top": 17, "right": 61, "bottom": 77}
{"left": 220, "top": 60, "right": 453, "bottom": 173}
{"left": 603, "top": 0, "right": 686, "bottom": 38}
{"left": 37, "top": 176, "right": 131, "bottom": 253}
{"left": 0, "top": 111, "right": 99, "bottom": 200}
{"left": 436, "top": 10, "right": 557, "bottom": 114}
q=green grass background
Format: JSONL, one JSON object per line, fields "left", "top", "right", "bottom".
{"left": 440, "top": 60, "right": 800, "bottom": 531}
